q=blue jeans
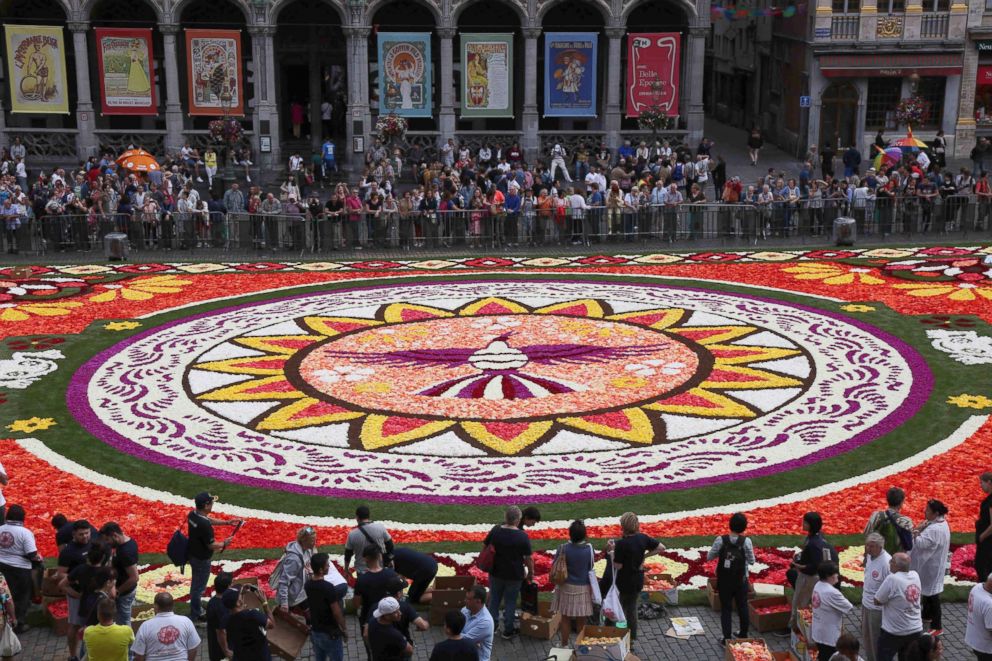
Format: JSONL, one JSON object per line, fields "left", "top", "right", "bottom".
{"left": 487, "top": 574, "right": 521, "bottom": 633}
{"left": 311, "top": 630, "right": 344, "bottom": 661}
{"left": 115, "top": 588, "right": 136, "bottom": 626}
{"left": 188, "top": 556, "right": 212, "bottom": 621}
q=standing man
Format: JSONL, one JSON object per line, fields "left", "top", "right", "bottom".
{"left": 100, "top": 522, "right": 140, "bottom": 629}
{"left": 343, "top": 505, "right": 394, "bottom": 579}
{"left": 58, "top": 519, "right": 93, "bottom": 661}
{"left": 862, "top": 532, "right": 891, "bottom": 661}
{"left": 187, "top": 493, "right": 242, "bottom": 624}
{"left": 223, "top": 183, "right": 246, "bottom": 215}
{"left": 0, "top": 505, "right": 39, "bottom": 633}
{"left": 707, "top": 513, "right": 755, "bottom": 645}
{"left": 810, "top": 562, "right": 853, "bottom": 660}
{"left": 305, "top": 553, "right": 348, "bottom": 661}
{"left": 967, "top": 574, "right": 992, "bottom": 661}
{"left": 550, "top": 144, "right": 572, "bottom": 183}
{"left": 483, "top": 506, "right": 533, "bottom": 639}
{"left": 864, "top": 487, "right": 914, "bottom": 557}
{"left": 321, "top": 138, "right": 338, "bottom": 180}
{"left": 977, "top": 472, "right": 992, "bottom": 582}
{"left": 84, "top": 599, "right": 134, "bottom": 661}
{"left": 224, "top": 585, "right": 275, "bottom": 660}
{"left": 366, "top": 597, "right": 413, "bottom": 660}
{"left": 873, "top": 552, "right": 923, "bottom": 661}
{"left": 461, "top": 585, "right": 493, "bottom": 661}
{"left": 205, "top": 573, "right": 234, "bottom": 661}
{"left": 133, "top": 592, "right": 201, "bottom": 661}
{"left": 430, "top": 610, "right": 478, "bottom": 661}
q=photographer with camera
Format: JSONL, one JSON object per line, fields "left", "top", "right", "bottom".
{"left": 224, "top": 584, "right": 275, "bottom": 661}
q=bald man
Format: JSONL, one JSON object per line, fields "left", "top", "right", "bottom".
{"left": 873, "top": 552, "right": 923, "bottom": 661}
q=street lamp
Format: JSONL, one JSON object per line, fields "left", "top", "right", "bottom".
{"left": 219, "top": 87, "right": 236, "bottom": 184}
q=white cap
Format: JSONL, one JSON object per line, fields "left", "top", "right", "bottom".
{"left": 373, "top": 597, "right": 400, "bottom": 619}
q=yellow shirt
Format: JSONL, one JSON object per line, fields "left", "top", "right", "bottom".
{"left": 83, "top": 623, "right": 134, "bottom": 661}
{"left": 205, "top": 152, "right": 218, "bottom": 169}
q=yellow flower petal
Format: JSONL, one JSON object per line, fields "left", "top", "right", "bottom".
{"left": 948, "top": 288, "right": 977, "bottom": 302}
{"left": 89, "top": 290, "right": 120, "bottom": 303}
{"left": 0, "top": 308, "right": 28, "bottom": 322}
{"left": 121, "top": 289, "right": 154, "bottom": 301}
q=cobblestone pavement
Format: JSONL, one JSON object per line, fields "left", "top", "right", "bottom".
{"left": 18, "top": 601, "right": 969, "bottom": 660}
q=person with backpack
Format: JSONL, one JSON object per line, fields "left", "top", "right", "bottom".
{"left": 187, "top": 493, "right": 243, "bottom": 624}
{"left": 274, "top": 526, "right": 317, "bottom": 621}
{"left": 864, "top": 487, "right": 915, "bottom": 557}
{"left": 707, "top": 512, "right": 755, "bottom": 645}
{"left": 344, "top": 505, "right": 394, "bottom": 580}
{"left": 788, "top": 512, "right": 839, "bottom": 630}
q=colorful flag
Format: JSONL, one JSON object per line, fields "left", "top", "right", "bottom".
{"left": 544, "top": 32, "right": 597, "bottom": 117}
{"left": 461, "top": 34, "right": 513, "bottom": 118}
{"left": 4, "top": 25, "right": 69, "bottom": 114}
{"left": 185, "top": 29, "right": 244, "bottom": 116}
{"left": 95, "top": 27, "right": 156, "bottom": 115}
{"left": 377, "top": 32, "right": 432, "bottom": 118}
{"left": 626, "top": 33, "right": 681, "bottom": 118}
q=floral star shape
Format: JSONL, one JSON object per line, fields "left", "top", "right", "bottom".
{"left": 7, "top": 417, "right": 57, "bottom": 433}
{"left": 947, "top": 394, "right": 992, "bottom": 410}
{"left": 841, "top": 304, "right": 876, "bottom": 313}
{"left": 104, "top": 321, "right": 142, "bottom": 331}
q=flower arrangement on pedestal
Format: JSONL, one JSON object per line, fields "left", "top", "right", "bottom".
{"left": 894, "top": 96, "right": 930, "bottom": 127}
{"left": 375, "top": 113, "right": 408, "bottom": 142}
{"left": 208, "top": 118, "right": 244, "bottom": 146}
{"left": 636, "top": 81, "right": 679, "bottom": 135}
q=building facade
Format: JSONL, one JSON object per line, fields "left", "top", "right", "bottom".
{"left": 0, "top": 0, "right": 709, "bottom": 170}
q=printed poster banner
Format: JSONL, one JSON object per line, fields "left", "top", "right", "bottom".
{"left": 626, "top": 33, "right": 681, "bottom": 118}
{"left": 95, "top": 27, "right": 157, "bottom": 115}
{"left": 185, "top": 29, "right": 244, "bottom": 116}
{"left": 377, "top": 32, "right": 432, "bottom": 118}
{"left": 461, "top": 33, "right": 513, "bottom": 118}
{"left": 544, "top": 31, "right": 597, "bottom": 117}
{"left": 4, "top": 25, "right": 69, "bottom": 114}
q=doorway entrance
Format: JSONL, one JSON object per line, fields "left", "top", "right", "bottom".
{"left": 820, "top": 82, "right": 858, "bottom": 151}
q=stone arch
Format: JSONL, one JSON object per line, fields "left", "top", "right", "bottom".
{"left": 537, "top": 0, "right": 611, "bottom": 23}
{"left": 621, "top": 0, "right": 697, "bottom": 23}
{"left": 78, "top": 0, "right": 162, "bottom": 22}
{"left": 269, "top": 0, "right": 346, "bottom": 25}
{"left": 452, "top": 0, "right": 527, "bottom": 26}
{"left": 365, "top": 0, "right": 442, "bottom": 25}
{"left": 0, "top": 0, "right": 73, "bottom": 20}
{"left": 169, "top": 0, "right": 251, "bottom": 24}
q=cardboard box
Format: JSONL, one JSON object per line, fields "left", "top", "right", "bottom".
{"left": 725, "top": 639, "right": 772, "bottom": 661}
{"left": 41, "top": 568, "right": 66, "bottom": 597}
{"left": 645, "top": 572, "right": 678, "bottom": 605}
{"left": 575, "top": 624, "right": 630, "bottom": 660}
{"left": 706, "top": 577, "right": 721, "bottom": 611}
{"left": 520, "top": 600, "right": 560, "bottom": 640}
{"left": 772, "top": 652, "right": 799, "bottom": 661}
{"left": 232, "top": 576, "right": 259, "bottom": 587}
{"left": 43, "top": 596, "right": 69, "bottom": 637}
{"left": 242, "top": 587, "right": 306, "bottom": 661}
{"left": 131, "top": 603, "right": 155, "bottom": 633}
{"left": 748, "top": 595, "right": 792, "bottom": 633}
{"left": 429, "top": 588, "right": 471, "bottom": 626}
{"left": 432, "top": 575, "right": 475, "bottom": 591}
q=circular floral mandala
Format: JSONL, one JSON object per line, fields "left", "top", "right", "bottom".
{"left": 69, "top": 279, "right": 930, "bottom": 503}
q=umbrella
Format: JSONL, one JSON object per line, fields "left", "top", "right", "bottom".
{"left": 890, "top": 127, "right": 929, "bottom": 150}
{"left": 872, "top": 146, "right": 903, "bottom": 171}
{"left": 116, "top": 148, "right": 160, "bottom": 173}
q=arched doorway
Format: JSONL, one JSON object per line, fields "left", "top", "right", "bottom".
{"left": 275, "top": 0, "right": 345, "bottom": 156}
{"left": 820, "top": 82, "right": 858, "bottom": 151}
{"left": 620, "top": 1, "right": 688, "bottom": 132}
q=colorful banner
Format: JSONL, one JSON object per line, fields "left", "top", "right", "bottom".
{"left": 185, "top": 29, "right": 244, "bottom": 116}
{"left": 94, "top": 28, "right": 156, "bottom": 115}
{"left": 544, "top": 32, "right": 597, "bottom": 117}
{"left": 626, "top": 33, "right": 680, "bottom": 118}
{"left": 4, "top": 25, "right": 69, "bottom": 114}
{"left": 460, "top": 34, "right": 513, "bottom": 118}
{"left": 377, "top": 32, "right": 432, "bottom": 118}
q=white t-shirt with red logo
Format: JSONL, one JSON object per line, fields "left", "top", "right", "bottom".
{"left": 967, "top": 583, "right": 992, "bottom": 654}
{"left": 132, "top": 612, "right": 201, "bottom": 661}
{"left": 874, "top": 570, "right": 923, "bottom": 636}
{"left": 0, "top": 521, "right": 37, "bottom": 569}
{"left": 861, "top": 550, "right": 892, "bottom": 611}
{"left": 811, "top": 580, "right": 853, "bottom": 646}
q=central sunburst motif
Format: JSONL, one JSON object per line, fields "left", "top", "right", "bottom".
{"left": 187, "top": 297, "right": 811, "bottom": 456}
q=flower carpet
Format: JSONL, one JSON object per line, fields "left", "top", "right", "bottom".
{"left": 2, "top": 245, "right": 992, "bottom": 593}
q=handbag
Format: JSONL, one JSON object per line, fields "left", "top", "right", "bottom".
{"left": 0, "top": 617, "right": 21, "bottom": 657}
{"left": 588, "top": 545, "right": 602, "bottom": 605}
{"left": 550, "top": 544, "right": 568, "bottom": 586}
{"left": 601, "top": 560, "right": 625, "bottom": 624}
{"left": 476, "top": 543, "right": 496, "bottom": 573}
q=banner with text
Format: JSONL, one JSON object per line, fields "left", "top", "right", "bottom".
{"left": 626, "top": 33, "right": 680, "bottom": 118}
{"left": 4, "top": 25, "right": 69, "bottom": 114}
{"left": 95, "top": 27, "right": 157, "bottom": 115}
{"left": 378, "top": 32, "right": 432, "bottom": 117}
{"left": 544, "top": 32, "right": 597, "bottom": 117}
{"left": 461, "top": 33, "right": 513, "bottom": 118}
{"left": 185, "top": 29, "right": 244, "bottom": 116}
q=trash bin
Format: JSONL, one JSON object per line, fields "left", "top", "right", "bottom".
{"left": 833, "top": 216, "right": 856, "bottom": 247}
{"left": 104, "top": 232, "right": 129, "bottom": 261}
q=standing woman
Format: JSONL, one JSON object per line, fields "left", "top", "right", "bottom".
{"left": 976, "top": 473, "right": 992, "bottom": 582}
{"left": 343, "top": 186, "right": 364, "bottom": 250}
{"left": 747, "top": 128, "right": 763, "bottom": 166}
{"left": 610, "top": 512, "right": 663, "bottom": 642}
{"left": 551, "top": 520, "right": 596, "bottom": 648}
{"left": 933, "top": 130, "right": 947, "bottom": 169}
{"left": 912, "top": 499, "right": 951, "bottom": 632}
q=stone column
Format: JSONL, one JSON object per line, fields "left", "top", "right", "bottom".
{"left": 309, "top": 27, "right": 323, "bottom": 152}
{"left": 159, "top": 24, "right": 185, "bottom": 154}
{"left": 903, "top": 0, "right": 922, "bottom": 40}
{"left": 344, "top": 26, "right": 372, "bottom": 166}
{"left": 685, "top": 27, "right": 707, "bottom": 147}
{"left": 858, "top": 4, "right": 877, "bottom": 42}
{"left": 521, "top": 27, "right": 541, "bottom": 163}
{"left": 438, "top": 27, "right": 457, "bottom": 147}
{"left": 957, "top": 42, "right": 978, "bottom": 159}
{"left": 604, "top": 26, "right": 624, "bottom": 153}
{"left": 249, "top": 25, "right": 281, "bottom": 170}
{"left": 67, "top": 22, "right": 98, "bottom": 158}
{"left": 807, "top": 57, "right": 828, "bottom": 154}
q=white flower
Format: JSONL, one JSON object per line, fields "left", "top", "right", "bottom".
{"left": 314, "top": 365, "right": 375, "bottom": 384}
{"left": 624, "top": 360, "right": 687, "bottom": 377}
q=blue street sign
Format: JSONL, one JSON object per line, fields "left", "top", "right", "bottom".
{"left": 799, "top": 96, "right": 811, "bottom": 108}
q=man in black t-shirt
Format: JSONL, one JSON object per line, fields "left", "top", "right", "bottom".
{"left": 224, "top": 585, "right": 274, "bottom": 661}
{"left": 205, "top": 573, "right": 234, "bottom": 661}
{"left": 99, "top": 522, "right": 139, "bottom": 628}
{"left": 57, "top": 519, "right": 94, "bottom": 661}
{"left": 367, "top": 597, "right": 412, "bottom": 661}
{"left": 482, "top": 507, "right": 533, "bottom": 639}
{"left": 430, "top": 610, "right": 478, "bottom": 661}
{"left": 392, "top": 547, "right": 438, "bottom": 605}
{"left": 372, "top": 575, "right": 427, "bottom": 654}
{"left": 354, "top": 546, "right": 401, "bottom": 659}
{"left": 305, "top": 553, "right": 348, "bottom": 661}
{"left": 187, "top": 492, "right": 242, "bottom": 623}
{"left": 51, "top": 514, "right": 100, "bottom": 550}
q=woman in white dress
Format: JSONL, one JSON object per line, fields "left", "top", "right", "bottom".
{"left": 911, "top": 499, "right": 951, "bottom": 633}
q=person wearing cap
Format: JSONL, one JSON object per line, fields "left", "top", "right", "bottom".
{"left": 367, "top": 597, "right": 412, "bottom": 661}
{"left": 188, "top": 492, "right": 243, "bottom": 624}
{"left": 225, "top": 584, "right": 274, "bottom": 660}
{"left": 376, "top": 574, "right": 428, "bottom": 652}
{"left": 133, "top": 592, "right": 201, "bottom": 661}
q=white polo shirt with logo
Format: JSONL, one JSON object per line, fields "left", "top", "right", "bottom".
{"left": 861, "top": 550, "right": 892, "bottom": 611}
{"left": 967, "top": 583, "right": 992, "bottom": 654}
{"left": 811, "top": 580, "right": 852, "bottom": 646}
{"left": 874, "top": 570, "right": 923, "bottom": 636}
{"left": 133, "top": 612, "right": 201, "bottom": 661}
{"left": 0, "top": 521, "right": 37, "bottom": 569}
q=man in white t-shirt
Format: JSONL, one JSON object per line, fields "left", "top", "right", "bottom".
{"left": 0, "top": 505, "right": 39, "bottom": 631}
{"left": 811, "top": 561, "right": 852, "bottom": 660}
{"left": 861, "top": 533, "right": 891, "bottom": 661}
{"left": 133, "top": 592, "right": 201, "bottom": 661}
{"left": 343, "top": 505, "right": 393, "bottom": 578}
{"left": 873, "top": 553, "right": 923, "bottom": 661}
{"left": 967, "top": 575, "right": 992, "bottom": 660}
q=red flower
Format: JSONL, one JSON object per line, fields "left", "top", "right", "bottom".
{"left": 232, "top": 263, "right": 289, "bottom": 272}
{"left": 347, "top": 261, "right": 404, "bottom": 270}
{"left": 116, "top": 264, "right": 171, "bottom": 274}
{"left": 5, "top": 336, "right": 65, "bottom": 351}
{"left": 462, "top": 257, "right": 515, "bottom": 268}
{"left": 803, "top": 250, "right": 857, "bottom": 260}
{"left": 688, "top": 252, "right": 742, "bottom": 262}
{"left": 576, "top": 256, "right": 630, "bottom": 266}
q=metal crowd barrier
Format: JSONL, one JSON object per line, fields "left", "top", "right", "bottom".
{"left": 3, "top": 195, "right": 989, "bottom": 256}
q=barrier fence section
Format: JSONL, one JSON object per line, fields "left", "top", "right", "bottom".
{"left": 3, "top": 195, "right": 990, "bottom": 255}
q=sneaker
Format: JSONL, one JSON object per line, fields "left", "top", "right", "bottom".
{"left": 246, "top": 176, "right": 252, "bottom": 183}
{"left": 196, "top": 177, "right": 204, "bottom": 183}
{"left": 501, "top": 628, "right": 517, "bottom": 640}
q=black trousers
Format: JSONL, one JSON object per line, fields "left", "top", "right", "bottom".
{"left": 921, "top": 593, "right": 942, "bottom": 630}
{"left": 718, "top": 578, "right": 749, "bottom": 640}
{"left": 877, "top": 628, "right": 922, "bottom": 661}
{"left": 817, "top": 643, "right": 837, "bottom": 660}
{"left": 0, "top": 562, "right": 32, "bottom": 622}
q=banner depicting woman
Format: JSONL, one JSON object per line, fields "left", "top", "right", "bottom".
{"left": 185, "top": 29, "right": 244, "bottom": 116}
{"left": 4, "top": 25, "right": 69, "bottom": 114}
{"left": 461, "top": 34, "right": 513, "bottom": 118}
{"left": 377, "top": 33, "right": 432, "bottom": 117}
{"left": 95, "top": 27, "right": 157, "bottom": 115}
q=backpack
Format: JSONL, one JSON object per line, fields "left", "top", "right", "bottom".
{"left": 715, "top": 535, "right": 747, "bottom": 588}
{"left": 877, "top": 510, "right": 914, "bottom": 555}
{"left": 167, "top": 528, "right": 189, "bottom": 571}
{"left": 268, "top": 546, "right": 304, "bottom": 590}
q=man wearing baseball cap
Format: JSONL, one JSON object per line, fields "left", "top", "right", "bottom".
{"left": 366, "top": 597, "right": 412, "bottom": 661}
{"left": 188, "top": 493, "right": 242, "bottom": 624}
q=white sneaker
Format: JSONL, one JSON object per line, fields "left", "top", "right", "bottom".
{"left": 246, "top": 176, "right": 251, "bottom": 183}
{"left": 197, "top": 177, "right": 204, "bottom": 183}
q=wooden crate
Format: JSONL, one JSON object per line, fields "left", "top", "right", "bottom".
{"left": 748, "top": 595, "right": 792, "bottom": 633}
{"left": 43, "top": 597, "right": 69, "bottom": 637}
{"left": 706, "top": 577, "right": 721, "bottom": 611}
{"left": 519, "top": 601, "right": 560, "bottom": 640}
{"left": 432, "top": 575, "right": 475, "bottom": 591}
{"left": 645, "top": 572, "right": 678, "bottom": 605}
{"left": 429, "top": 587, "right": 472, "bottom": 626}
{"left": 41, "top": 568, "right": 66, "bottom": 597}
{"left": 575, "top": 624, "right": 630, "bottom": 660}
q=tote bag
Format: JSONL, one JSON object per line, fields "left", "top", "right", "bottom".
{"left": 588, "top": 545, "right": 602, "bottom": 605}
{"left": 0, "top": 617, "right": 21, "bottom": 657}
{"left": 600, "top": 561, "right": 624, "bottom": 624}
